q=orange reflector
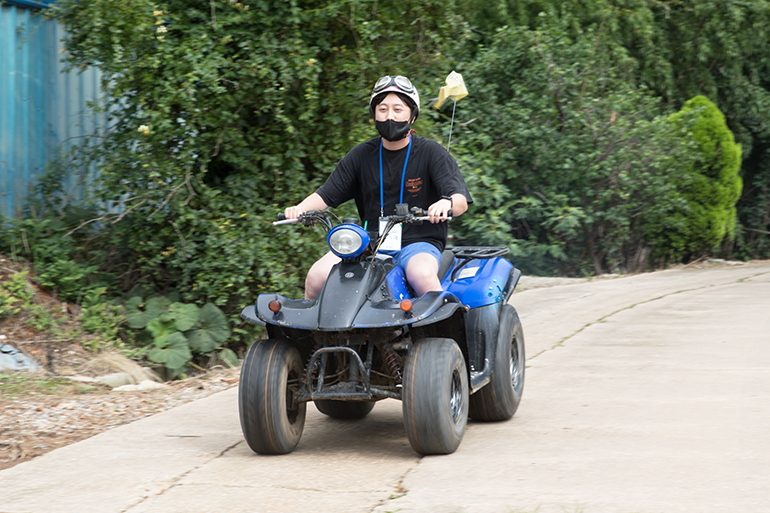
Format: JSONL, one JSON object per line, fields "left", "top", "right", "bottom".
{"left": 400, "top": 299, "right": 413, "bottom": 312}
{"left": 268, "top": 300, "right": 281, "bottom": 313}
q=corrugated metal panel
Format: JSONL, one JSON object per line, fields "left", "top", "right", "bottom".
{"left": 5, "top": 1, "right": 56, "bottom": 9}
{"left": 0, "top": 4, "right": 105, "bottom": 219}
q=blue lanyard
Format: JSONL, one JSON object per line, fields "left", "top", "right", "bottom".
{"left": 379, "top": 136, "right": 412, "bottom": 216}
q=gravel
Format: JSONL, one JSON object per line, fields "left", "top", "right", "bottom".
{"left": 0, "top": 367, "right": 240, "bottom": 471}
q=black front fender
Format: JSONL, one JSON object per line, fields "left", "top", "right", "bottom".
{"left": 352, "top": 291, "right": 465, "bottom": 328}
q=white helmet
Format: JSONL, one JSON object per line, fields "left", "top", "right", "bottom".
{"left": 369, "top": 75, "right": 420, "bottom": 122}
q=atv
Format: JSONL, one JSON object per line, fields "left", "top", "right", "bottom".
{"left": 239, "top": 204, "right": 525, "bottom": 455}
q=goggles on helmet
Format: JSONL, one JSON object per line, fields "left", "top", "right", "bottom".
{"left": 372, "top": 75, "right": 415, "bottom": 94}
{"left": 369, "top": 75, "right": 421, "bottom": 122}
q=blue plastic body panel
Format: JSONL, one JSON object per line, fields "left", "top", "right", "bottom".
{"left": 441, "top": 257, "right": 513, "bottom": 309}
{"left": 385, "top": 266, "right": 412, "bottom": 300}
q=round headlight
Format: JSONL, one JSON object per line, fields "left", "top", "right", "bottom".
{"left": 329, "top": 229, "right": 362, "bottom": 255}
{"left": 328, "top": 225, "right": 369, "bottom": 258}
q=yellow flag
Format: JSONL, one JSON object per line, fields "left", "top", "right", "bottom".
{"left": 432, "top": 71, "right": 469, "bottom": 109}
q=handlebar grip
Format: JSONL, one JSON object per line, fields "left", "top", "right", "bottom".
{"left": 277, "top": 212, "right": 286, "bottom": 221}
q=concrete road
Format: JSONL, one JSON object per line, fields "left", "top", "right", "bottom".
{"left": 1, "top": 262, "right": 769, "bottom": 513}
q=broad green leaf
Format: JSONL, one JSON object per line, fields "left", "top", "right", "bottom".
{"left": 198, "top": 303, "right": 231, "bottom": 342}
{"left": 186, "top": 330, "right": 219, "bottom": 354}
{"left": 146, "top": 317, "right": 176, "bottom": 346}
{"left": 186, "top": 303, "right": 231, "bottom": 353}
{"left": 126, "top": 296, "right": 170, "bottom": 329}
{"left": 148, "top": 332, "right": 192, "bottom": 372}
{"left": 160, "top": 302, "right": 199, "bottom": 332}
{"left": 125, "top": 297, "right": 149, "bottom": 329}
{"left": 135, "top": 328, "right": 153, "bottom": 346}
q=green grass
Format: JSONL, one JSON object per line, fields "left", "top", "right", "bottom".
{"left": 0, "top": 373, "right": 109, "bottom": 398}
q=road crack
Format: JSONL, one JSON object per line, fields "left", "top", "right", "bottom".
{"left": 531, "top": 270, "right": 770, "bottom": 358}
{"left": 121, "top": 440, "right": 243, "bottom": 512}
{"left": 370, "top": 457, "right": 420, "bottom": 512}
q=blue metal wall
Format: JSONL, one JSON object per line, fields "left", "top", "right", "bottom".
{"left": 0, "top": 3, "right": 103, "bottom": 219}
{"left": 5, "top": 1, "right": 56, "bottom": 9}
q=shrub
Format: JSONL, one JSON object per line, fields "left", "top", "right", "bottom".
{"left": 0, "top": 215, "right": 112, "bottom": 303}
{"left": 125, "top": 293, "right": 235, "bottom": 377}
{"left": 650, "top": 96, "right": 743, "bottom": 260}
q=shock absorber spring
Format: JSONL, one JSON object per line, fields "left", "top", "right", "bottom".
{"left": 303, "top": 344, "right": 323, "bottom": 384}
{"left": 383, "top": 345, "right": 402, "bottom": 381}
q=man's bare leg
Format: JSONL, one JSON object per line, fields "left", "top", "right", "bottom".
{"left": 305, "top": 251, "right": 342, "bottom": 300}
{"left": 404, "top": 252, "right": 442, "bottom": 297}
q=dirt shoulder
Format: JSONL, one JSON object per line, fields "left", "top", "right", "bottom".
{"left": 0, "top": 366, "right": 240, "bottom": 471}
{"left": 1, "top": 257, "right": 245, "bottom": 471}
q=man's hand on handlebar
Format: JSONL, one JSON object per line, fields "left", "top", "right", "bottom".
{"left": 284, "top": 206, "right": 304, "bottom": 220}
{"left": 427, "top": 197, "right": 453, "bottom": 223}
{"left": 283, "top": 193, "right": 329, "bottom": 221}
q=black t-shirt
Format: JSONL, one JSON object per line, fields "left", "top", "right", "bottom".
{"left": 316, "top": 135, "right": 473, "bottom": 252}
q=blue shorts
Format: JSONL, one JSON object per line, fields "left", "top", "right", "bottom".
{"left": 381, "top": 242, "right": 441, "bottom": 269}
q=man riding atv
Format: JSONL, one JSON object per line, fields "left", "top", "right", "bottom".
{"left": 283, "top": 75, "right": 472, "bottom": 299}
{"left": 239, "top": 75, "right": 524, "bottom": 456}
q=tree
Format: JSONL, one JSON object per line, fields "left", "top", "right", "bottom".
{"left": 454, "top": 0, "right": 770, "bottom": 260}
{"left": 450, "top": 15, "right": 695, "bottom": 274}
{"left": 647, "top": 96, "right": 743, "bottom": 260}
{"left": 43, "top": 0, "right": 467, "bottom": 312}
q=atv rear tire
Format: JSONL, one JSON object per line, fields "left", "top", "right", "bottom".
{"left": 315, "top": 400, "right": 376, "bottom": 419}
{"left": 239, "top": 339, "right": 306, "bottom": 454}
{"left": 402, "top": 338, "right": 468, "bottom": 455}
{"left": 468, "top": 304, "right": 525, "bottom": 421}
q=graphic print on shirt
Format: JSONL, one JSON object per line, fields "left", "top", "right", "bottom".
{"left": 406, "top": 177, "right": 423, "bottom": 197}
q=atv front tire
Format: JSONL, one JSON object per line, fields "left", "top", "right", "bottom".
{"left": 403, "top": 337, "right": 469, "bottom": 455}
{"left": 468, "top": 304, "right": 525, "bottom": 421}
{"left": 239, "top": 339, "right": 306, "bottom": 454}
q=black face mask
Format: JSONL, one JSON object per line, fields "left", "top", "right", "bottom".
{"left": 376, "top": 119, "right": 411, "bottom": 142}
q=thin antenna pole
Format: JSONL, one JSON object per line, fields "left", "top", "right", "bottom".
{"left": 446, "top": 95, "right": 458, "bottom": 153}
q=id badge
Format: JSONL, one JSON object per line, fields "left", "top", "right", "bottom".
{"left": 379, "top": 218, "right": 402, "bottom": 251}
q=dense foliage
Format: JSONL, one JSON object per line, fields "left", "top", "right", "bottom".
{"left": 2, "top": 0, "right": 768, "bottom": 363}
{"left": 454, "top": 0, "right": 769, "bottom": 264}
{"left": 11, "top": 0, "right": 467, "bottom": 352}
{"left": 447, "top": 13, "right": 745, "bottom": 274}
{"left": 447, "top": 18, "right": 687, "bottom": 274}
{"left": 660, "top": 96, "right": 743, "bottom": 259}
{"left": 44, "top": 0, "right": 465, "bottom": 309}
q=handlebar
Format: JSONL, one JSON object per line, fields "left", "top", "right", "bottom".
{"left": 273, "top": 207, "right": 453, "bottom": 227}
{"left": 273, "top": 212, "right": 297, "bottom": 226}
{"left": 395, "top": 213, "right": 453, "bottom": 223}
{"left": 273, "top": 210, "right": 334, "bottom": 229}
